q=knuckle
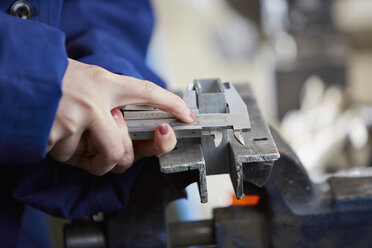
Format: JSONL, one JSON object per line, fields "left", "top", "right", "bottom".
{"left": 47, "top": 134, "right": 57, "bottom": 151}
{"left": 112, "top": 165, "right": 126, "bottom": 174}
{"left": 90, "top": 162, "right": 110, "bottom": 176}
{"left": 171, "top": 96, "right": 188, "bottom": 115}
{"left": 59, "top": 154, "right": 72, "bottom": 162}
{"left": 123, "top": 152, "right": 135, "bottom": 167}
{"left": 141, "top": 80, "right": 157, "bottom": 98}
{"left": 50, "top": 150, "right": 73, "bottom": 163}
{"left": 108, "top": 144, "right": 125, "bottom": 163}
{"left": 91, "top": 167, "right": 106, "bottom": 176}
{"left": 77, "top": 95, "right": 97, "bottom": 114}
{"left": 117, "top": 149, "right": 134, "bottom": 169}
{"left": 175, "top": 96, "right": 185, "bottom": 108}
{"left": 56, "top": 114, "right": 79, "bottom": 136}
{"left": 155, "top": 136, "right": 177, "bottom": 156}
{"left": 153, "top": 142, "right": 168, "bottom": 156}
{"left": 88, "top": 65, "right": 108, "bottom": 84}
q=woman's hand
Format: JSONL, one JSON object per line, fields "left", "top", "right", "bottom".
{"left": 47, "top": 59, "right": 195, "bottom": 175}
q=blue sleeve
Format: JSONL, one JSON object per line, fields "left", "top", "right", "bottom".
{"left": 0, "top": 13, "right": 68, "bottom": 164}
{"left": 13, "top": 0, "right": 165, "bottom": 219}
{"left": 60, "top": 0, "right": 165, "bottom": 87}
{"left": 14, "top": 156, "right": 151, "bottom": 219}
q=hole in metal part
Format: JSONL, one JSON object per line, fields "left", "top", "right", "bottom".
{"left": 197, "top": 79, "right": 223, "bottom": 93}
{"left": 253, "top": 137, "right": 267, "bottom": 141}
{"left": 223, "top": 82, "right": 231, "bottom": 89}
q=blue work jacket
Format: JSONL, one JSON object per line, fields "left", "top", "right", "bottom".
{"left": 0, "top": 0, "right": 165, "bottom": 247}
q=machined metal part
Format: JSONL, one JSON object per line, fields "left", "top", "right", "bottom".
{"left": 122, "top": 79, "right": 280, "bottom": 202}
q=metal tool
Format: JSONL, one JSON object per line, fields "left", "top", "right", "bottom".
{"left": 123, "top": 79, "right": 280, "bottom": 203}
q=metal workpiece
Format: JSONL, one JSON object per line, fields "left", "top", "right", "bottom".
{"left": 123, "top": 79, "right": 280, "bottom": 203}
{"left": 159, "top": 144, "right": 208, "bottom": 203}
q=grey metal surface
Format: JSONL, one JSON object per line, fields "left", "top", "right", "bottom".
{"left": 122, "top": 79, "right": 279, "bottom": 203}
{"left": 159, "top": 144, "right": 208, "bottom": 203}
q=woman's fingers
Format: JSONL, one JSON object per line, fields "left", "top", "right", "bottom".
{"left": 111, "top": 109, "right": 134, "bottom": 173}
{"left": 133, "top": 123, "right": 177, "bottom": 160}
{"left": 77, "top": 111, "right": 125, "bottom": 175}
{"left": 110, "top": 76, "right": 196, "bottom": 123}
{"left": 49, "top": 131, "right": 83, "bottom": 162}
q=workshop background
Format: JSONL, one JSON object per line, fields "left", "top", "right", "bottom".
{"left": 50, "top": 0, "right": 372, "bottom": 246}
{"left": 148, "top": 0, "right": 372, "bottom": 222}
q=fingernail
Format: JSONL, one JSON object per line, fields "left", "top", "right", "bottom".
{"left": 159, "top": 124, "right": 168, "bottom": 135}
{"left": 189, "top": 110, "right": 196, "bottom": 121}
{"left": 111, "top": 109, "right": 121, "bottom": 119}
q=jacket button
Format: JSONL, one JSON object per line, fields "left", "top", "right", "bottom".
{"left": 9, "top": 0, "right": 33, "bottom": 20}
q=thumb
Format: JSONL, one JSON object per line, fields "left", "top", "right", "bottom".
{"left": 133, "top": 123, "right": 177, "bottom": 159}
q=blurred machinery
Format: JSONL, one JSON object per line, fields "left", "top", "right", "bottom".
{"left": 333, "top": 0, "right": 372, "bottom": 105}
{"left": 227, "top": 0, "right": 372, "bottom": 180}
{"left": 274, "top": 0, "right": 372, "bottom": 179}
{"left": 275, "top": 0, "right": 348, "bottom": 119}
{"left": 229, "top": 0, "right": 348, "bottom": 118}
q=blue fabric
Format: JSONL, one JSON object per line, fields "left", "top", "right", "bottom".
{"left": 14, "top": 156, "right": 146, "bottom": 219}
{"left": 61, "top": 0, "right": 165, "bottom": 86}
{"left": 0, "top": 0, "right": 163, "bottom": 247}
{"left": 17, "top": 206, "right": 53, "bottom": 248}
{"left": 0, "top": 12, "right": 67, "bottom": 164}
{"left": 0, "top": 165, "right": 24, "bottom": 247}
